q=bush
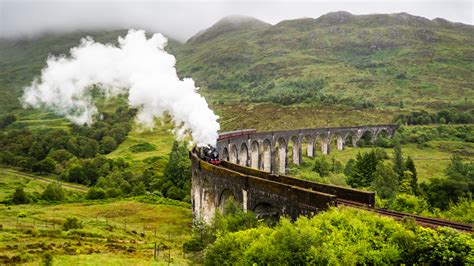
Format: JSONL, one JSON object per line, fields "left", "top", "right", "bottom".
{"left": 42, "top": 183, "right": 65, "bottom": 202}
{"left": 313, "top": 156, "right": 331, "bottom": 177}
{"left": 390, "top": 194, "right": 428, "bottom": 214}
{"left": 439, "top": 197, "right": 474, "bottom": 224}
{"left": 32, "top": 157, "right": 56, "bottom": 173}
{"left": 12, "top": 186, "right": 29, "bottom": 204}
{"left": 63, "top": 217, "right": 82, "bottom": 231}
{"left": 42, "top": 252, "right": 53, "bottom": 266}
{"left": 86, "top": 187, "right": 108, "bottom": 200}
{"left": 183, "top": 237, "right": 205, "bottom": 252}
{"left": 100, "top": 136, "right": 117, "bottom": 154}
{"left": 0, "top": 114, "right": 16, "bottom": 129}
{"left": 421, "top": 178, "right": 469, "bottom": 210}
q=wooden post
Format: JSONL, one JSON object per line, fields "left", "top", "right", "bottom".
{"left": 168, "top": 232, "right": 171, "bottom": 265}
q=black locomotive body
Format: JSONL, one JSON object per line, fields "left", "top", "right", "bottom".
{"left": 198, "top": 145, "right": 221, "bottom": 165}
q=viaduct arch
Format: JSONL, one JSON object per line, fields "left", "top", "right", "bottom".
{"left": 216, "top": 125, "right": 397, "bottom": 174}
{"left": 191, "top": 125, "right": 397, "bottom": 222}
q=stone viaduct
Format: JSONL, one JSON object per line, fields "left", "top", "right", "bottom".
{"left": 191, "top": 125, "right": 397, "bottom": 222}
{"left": 216, "top": 125, "right": 398, "bottom": 175}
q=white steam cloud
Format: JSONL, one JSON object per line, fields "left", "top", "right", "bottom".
{"left": 21, "top": 29, "right": 220, "bottom": 146}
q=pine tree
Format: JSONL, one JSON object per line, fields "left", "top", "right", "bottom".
{"left": 392, "top": 143, "right": 405, "bottom": 181}
{"left": 405, "top": 156, "right": 418, "bottom": 194}
{"left": 348, "top": 150, "right": 380, "bottom": 188}
{"left": 372, "top": 162, "right": 398, "bottom": 199}
{"left": 445, "top": 154, "right": 468, "bottom": 180}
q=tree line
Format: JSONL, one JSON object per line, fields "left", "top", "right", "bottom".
{"left": 393, "top": 109, "right": 474, "bottom": 125}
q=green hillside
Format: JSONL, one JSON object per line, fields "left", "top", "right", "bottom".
{"left": 1, "top": 12, "right": 472, "bottom": 129}
{"left": 176, "top": 12, "right": 474, "bottom": 111}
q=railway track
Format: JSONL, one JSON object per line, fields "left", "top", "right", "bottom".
{"left": 337, "top": 199, "right": 473, "bottom": 233}
{"left": 216, "top": 161, "right": 473, "bottom": 233}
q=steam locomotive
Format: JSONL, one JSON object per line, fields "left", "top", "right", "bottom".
{"left": 198, "top": 145, "right": 221, "bottom": 165}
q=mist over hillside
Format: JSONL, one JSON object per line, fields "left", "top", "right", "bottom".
{"left": 175, "top": 11, "right": 473, "bottom": 110}
{"left": 1, "top": 11, "right": 473, "bottom": 114}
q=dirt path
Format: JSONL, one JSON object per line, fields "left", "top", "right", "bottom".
{"left": 0, "top": 168, "right": 88, "bottom": 192}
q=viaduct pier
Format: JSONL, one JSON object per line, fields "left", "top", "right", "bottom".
{"left": 191, "top": 125, "right": 397, "bottom": 222}
{"left": 190, "top": 125, "right": 473, "bottom": 232}
{"left": 216, "top": 125, "right": 398, "bottom": 175}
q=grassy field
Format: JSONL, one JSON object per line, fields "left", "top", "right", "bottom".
{"left": 210, "top": 101, "right": 396, "bottom": 131}
{"left": 107, "top": 122, "right": 176, "bottom": 176}
{"left": 0, "top": 200, "right": 193, "bottom": 265}
{"left": 0, "top": 167, "right": 195, "bottom": 265}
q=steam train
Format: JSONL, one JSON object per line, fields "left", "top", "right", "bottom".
{"left": 198, "top": 145, "right": 221, "bottom": 165}
{"left": 197, "top": 129, "right": 257, "bottom": 166}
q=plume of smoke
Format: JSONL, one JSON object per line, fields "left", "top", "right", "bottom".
{"left": 21, "top": 29, "right": 220, "bottom": 146}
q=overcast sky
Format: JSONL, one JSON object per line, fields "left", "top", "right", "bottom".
{"left": 1, "top": 0, "right": 472, "bottom": 42}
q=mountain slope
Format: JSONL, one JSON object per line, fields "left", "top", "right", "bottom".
{"left": 176, "top": 12, "right": 474, "bottom": 110}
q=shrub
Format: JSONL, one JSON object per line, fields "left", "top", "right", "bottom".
{"left": 421, "top": 178, "right": 469, "bottom": 210}
{"left": 390, "top": 194, "right": 428, "bottom": 214}
{"left": 100, "top": 136, "right": 117, "bottom": 154}
{"left": 86, "top": 187, "right": 108, "bottom": 200}
{"left": 183, "top": 237, "right": 205, "bottom": 252}
{"left": 12, "top": 186, "right": 29, "bottom": 204}
{"left": 42, "top": 183, "right": 65, "bottom": 202}
{"left": 0, "top": 114, "right": 16, "bottom": 129}
{"left": 42, "top": 252, "right": 53, "bottom": 266}
{"left": 63, "top": 217, "right": 82, "bottom": 231}
{"left": 313, "top": 156, "right": 331, "bottom": 177}
{"left": 32, "top": 157, "right": 56, "bottom": 173}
